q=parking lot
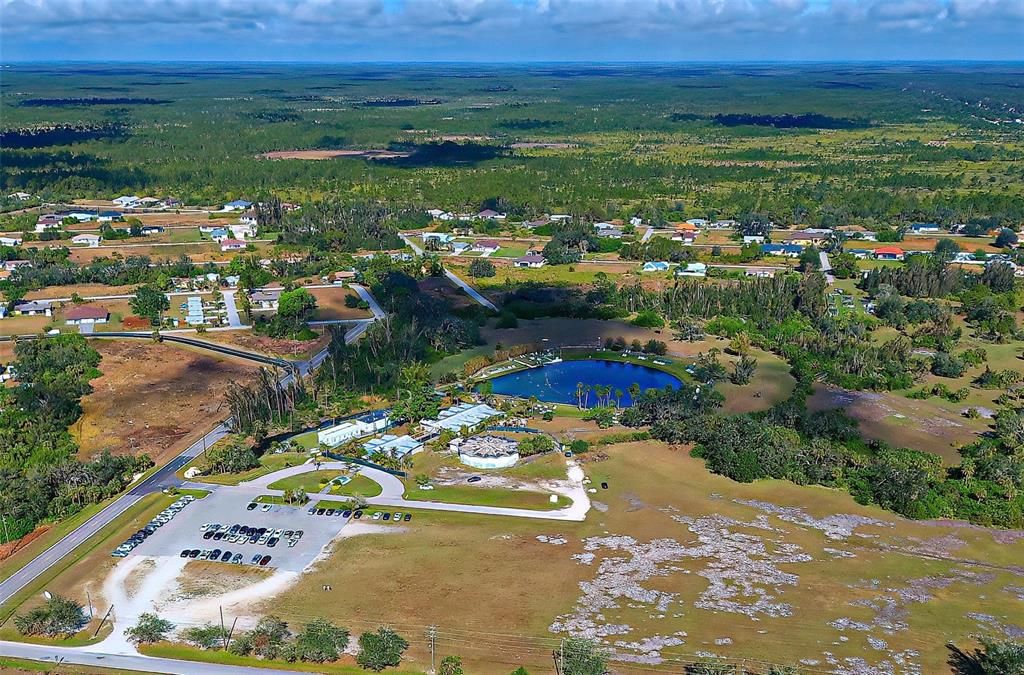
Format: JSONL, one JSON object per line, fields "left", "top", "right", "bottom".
{"left": 129, "top": 487, "right": 358, "bottom": 572}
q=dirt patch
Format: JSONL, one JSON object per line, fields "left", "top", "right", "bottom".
{"left": 73, "top": 341, "right": 258, "bottom": 464}
{"left": 177, "top": 562, "right": 273, "bottom": 599}
{"left": 0, "top": 525, "right": 49, "bottom": 562}
{"left": 308, "top": 286, "right": 372, "bottom": 321}
{"left": 808, "top": 384, "right": 978, "bottom": 463}
{"left": 511, "top": 142, "right": 578, "bottom": 149}
{"left": 203, "top": 329, "right": 331, "bottom": 359}
{"left": 261, "top": 149, "right": 410, "bottom": 160}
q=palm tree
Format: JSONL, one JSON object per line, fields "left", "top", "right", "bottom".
{"left": 615, "top": 388, "right": 624, "bottom": 408}
{"left": 628, "top": 382, "right": 641, "bottom": 404}
{"left": 576, "top": 382, "right": 585, "bottom": 409}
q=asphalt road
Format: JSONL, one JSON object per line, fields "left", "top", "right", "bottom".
{"left": 0, "top": 640, "right": 297, "bottom": 674}
{"left": 400, "top": 233, "right": 499, "bottom": 311}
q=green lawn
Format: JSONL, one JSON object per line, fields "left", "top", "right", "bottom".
{"left": 268, "top": 469, "right": 345, "bottom": 493}
{"left": 175, "top": 488, "right": 211, "bottom": 499}
{"left": 184, "top": 452, "right": 310, "bottom": 486}
{"left": 326, "top": 474, "right": 383, "bottom": 498}
{"left": 288, "top": 430, "right": 320, "bottom": 450}
{"left": 0, "top": 656, "right": 137, "bottom": 674}
{"left": 403, "top": 484, "right": 568, "bottom": 510}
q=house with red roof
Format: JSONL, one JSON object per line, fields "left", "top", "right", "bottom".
{"left": 874, "top": 246, "right": 905, "bottom": 261}
{"left": 64, "top": 305, "right": 110, "bottom": 325}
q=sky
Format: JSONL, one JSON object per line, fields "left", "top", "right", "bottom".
{"left": 2, "top": 0, "right": 1023, "bottom": 62}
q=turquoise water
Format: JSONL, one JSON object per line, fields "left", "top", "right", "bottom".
{"left": 486, "top": 359, "right": 680, "bottom": 407}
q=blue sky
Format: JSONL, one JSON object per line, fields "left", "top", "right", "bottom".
{"left": 2, "top": 0, "right": 1023, "bottom": 62}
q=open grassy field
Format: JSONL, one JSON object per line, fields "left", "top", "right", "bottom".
{"left": 0, "top": 314, "right": 51, "bottom": 337}
{"left": 184, "top": 451, "right": 311, "bottom": 486}
{"left": 403, "top": 484, "right": 568, "bottom": 510}
{"left": 327, "top": 474, "right": 384, "bottom": 498}
{"left": 268, "top": 469, "right": 345, "bottom": 493}
{"left": 258, "top": 440, "right": 1024, "bottom": 673}
{"left": 72, "top": 340, "right": 259, "bottom": 464}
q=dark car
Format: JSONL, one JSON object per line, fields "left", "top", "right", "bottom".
{"left": 467, "top": 476, "right": 482, "bottom": 483}
{"left": 250, "top": 554, "right": 262, "bottom": 565}
{"left": 203, "top": 531, "right": 214, "bottom": 540}
{"left": 403, "top": 513, "right": 412, "bottom": 522}
{"left": 257, "top": 527, "right": 267, "bottom": 536}
{"left": 307, "top": 507, "right": 316, "bottom": 515}
{"left": 180, "top": 549, "right": 190, "bottom": 557}
{"left": 259, "top": 555, "right": 271, "bottom": 566}
{"left": 210, "top": 548, "right": 222, "bottom": 559}
{"left": 341, "top": 510, "right": 352, "bottom": 518}
{"left": 229, "top": 524, "right": 240, "bottom": 534}
{"left": 316, "top": 508, "right": 325, "bottom": 515}
{"left": 246, "top": 502, "right": 257, "bottom": 511}
{"left": 220, "top": 550, "right": 232, "bottom": 562}
{"left": 353, "top": 511, "right": 363, "bottom": 520}
{"left": 267, "top": 537, "right": 279, "bottom": 548}
{"left": 601, "top": 482, "right": 609, "bottom": 490}
{"left": 213, "top": 532, "right": 224, "bottom": 541}
{"left": 382, "top": 512, "right": 391, "bottom": 521}
{"left": 239, "top": 526, "right": 250, "bottom": 536}
{"left": 188, "top": 549, "right": 200, "bottom": 559}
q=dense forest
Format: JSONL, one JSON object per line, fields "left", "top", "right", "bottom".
{"left": 0, "top": 336, "right": 151, "bottom": 542}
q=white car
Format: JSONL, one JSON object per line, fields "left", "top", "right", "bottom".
{"left": 272, "top": 528, "right": 283, "bottom": 537}
{"left": 258, "top": 534, "right": 270, "bottom": 545}
{"left": 260, "top": 504, "right": 272, "bottom": 512}
{"left": 200, "top": 523, "right": 211, "bottom": 532}
{"left": 372, "top": 512, "right": 382, "bottom": 521}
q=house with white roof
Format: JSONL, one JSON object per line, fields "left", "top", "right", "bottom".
{"left": 363, "top": 434, "right": 423, "bottom": 459}
{"left": 71, "top": 233, "right": 102, "bottom": 247}
{"left": 317, "top": 410, "right": 391, "bottom": 447}
{"left": 676, "top": 262, "right": 708, "bottom": 277}
{"left": 421, "top": 402, "right": 503, "bottom": 433}
{"left": 112, "top": 195, "right": 140, "bottom": 207}
{"left": 223, "top": 200, "right": 252, "bottom": 211}
{"left": 0, "top": 236, "right": 23, "bottom": 247}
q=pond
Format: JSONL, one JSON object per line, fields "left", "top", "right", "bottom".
{"left": 486, "top": 359, "right": 680, "bottom": 407}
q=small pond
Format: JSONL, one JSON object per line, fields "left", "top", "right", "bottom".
{"left": 486, "top": 359, "right": 680, "bottom": 407}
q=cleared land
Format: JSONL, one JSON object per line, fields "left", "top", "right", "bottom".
{"left": 201, "top": 328, "right": 331, "bottom": 360}
{"left": 261, "top": 149, "right": 410, "bottom": 160}
{"left": 308, "top": 286, "right": 373, "bottom": 321}
{"left": 72, "top": 340, "right": 258, "bottom": 464}
{"left": 258, "top": 440, "right": 1024, "bottom": 674}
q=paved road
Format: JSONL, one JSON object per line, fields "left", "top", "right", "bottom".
{"left": 0, "top": 640, "right": 297, "bottom": 675}
{"left": 221, "top": 290, "right": 243, "bottom": 328}
{"left": 641, "top": 226, "right": 654, "bottom": 243}
{"left": 400, "top": 234, "right": 499, "bottom": 311}
{"left": 350, "top": 283, "right": 385, "bottom": 319}
{"left": 819, "top": 251, "right": 835, "bottom": 284}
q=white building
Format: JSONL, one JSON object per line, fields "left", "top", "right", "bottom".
{"left": 113, "top": 196, "right": 140, "bottom": 207}
{"left": 317, "top": 412, "right": 391, "bottom": 448}
{"left": 0, "top": 236, "right": 23, "bottom": 247}
{"left": 422, "top": 403, "right": 503, "bottom": 434}
{"left": 676, "top": 262, "right": 707, "bottom": 277}
{"left": 363, "top": 434, "right": 423, "bottom": 459}
{"left": 71, "top": 233, "right": 102, "bottom": 247}
{"left": 451, "top": 435, "right": 520, "bottom": 470}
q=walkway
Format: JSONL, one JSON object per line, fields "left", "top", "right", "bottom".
{"left": 819, "top": 250, "right": 835, "bottom": 284}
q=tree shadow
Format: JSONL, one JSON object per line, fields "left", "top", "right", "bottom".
{"left": 947, "top": 641, "right": 984, "bottom": 675}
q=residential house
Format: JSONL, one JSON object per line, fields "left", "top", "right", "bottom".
{"left": 35, "top": 214, "right": 62, "bottom": 232}
{"left": 743, "top": 266, "right": 777, "bottom": 278}
{"left": 742, "top": 235, "right": 766, "bottom": 244}
{"left": 0, "top": 305, "right": 6, "bottom": 319}
{"left": 3, "top": 260, "right": 32, "bottom": 273}
{"left": 162, "top": 197, "right": 181, "bottom": 208}
{"left": 210, "top": 228, "right": 230, "bottom": 242}
{"left": 141, "top": 226, "right": 164, "bottom": 236}
{"left": 112, "top": 195, "right": 140, "bottom": 208}
{"left": 426, "top": 208, "right": 447, "bottom": 219}
{"left": 137, "top": 197, "right": 161, "bottom": 207}
{"left": 783, "top": 230, "right": 830, "bottom": 246}
{"left": 198, "top": 224, "right": 220, "bottom": 234}
{"left": 64, "top": 305, "right": 110, "bottom": 325}
{"left": 65, "top": 211, "right": 98, "bottom": 222}
{"left": 672, "top": 230, "right": 699, "bottom": 244}
{"left": 249, "top": 289, "right": 281, "bottom": 310}
{"left": 220, "top": 239, "right": 247, "bottom": 252}
{"left": 676, "top": 262, "right": 708, "bottom": 277}
{"left": 629, "top": 216, "right": 643, "bottom": 227}
{"left": 97, "top": 211, "right": 122, "bottom": 223}
{"left": 910, "top": 222, "right": 942, "bottom": 234}
{"left": 685, "top": 218, "right": 708, "bottom": 228}
{"left": 0, "top": 236, "right": 23, "bottom": 247}
{"left": 230, "top": 223, "right": 257, "bottom": 239}
{"left": 7, "top": 192, "right": 31, "bottom": 201}
{"left": 712, "top": 219, "right": 737, "bottom": 229}
{"left": 475, "top": 209, "right": 506, "bottom": 220}
{"left": 525, "top": 217, "right": 551, "bottom": 229}
{"left": 550, "top": 214, "right": 572, "bottom": 221}
{"left": 595, "top": 227, "right": 624, "bottom": 239}
{"left": 240, "top": 210, "right": 258, "bottom": 227}
{"left": 874, "top": 246, "right": 905, "bottom": 261}
{"left": 421, "top": 232, "right": 455, "bottom": 246}
{"left": 472, "top": 239, "right": 501, "bottom": 254}
{"left": 641, "top": 261, "right": 670, "bottom": 273}
{"left": 761, "top": 243, "right": 804, "bottom": 258}
{"left": 847, "top": 249, "right": 872, "bottom": 259}
{"left": 71, "top": 233, "right": 102, "bottom": 247}
{"left": 323, "top": 270, "right": 356, "bottom": 284}
{"left": 223, "top": 199, "right": 252, "bottom": 211}
{"left": 13, "top": 300, "right": 51, "bottom": 317}
{"left": 515, "top": 253, "right": 546, "bottom": 268}
{"left": 451, "top": 241, "right": 471, "bottom": 255}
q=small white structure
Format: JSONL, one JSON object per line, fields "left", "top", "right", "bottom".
{"left": 422, "top": 403, "right": 503, "bottom": 434}
{"left": 7, "top": 192, "right": 31, "bottom": 201}
{"left": 363, "top": 434, "right": 422, "bottom": 459}
{"left": 514, "top": 253, "right": 546, "bottom": 268}
{"left": 113, "top": 195, "right": 140, "bottom": 207}
{"left": 0, "top": 236, "right": 23, "bottom": 247}
{"left": 71, "top": 233, "right": 102, "bottom": 247}
{"left": 676, "top": 262, "right": 707, "bottom": 277}
{"left": 317, "top": 412, "right": 391, "bottom": 447}
{"left": 742, "top": 235, "right": 765, "bottom": 244}
{"left": 452, "top": 435, "right": 520, "bottom": 470}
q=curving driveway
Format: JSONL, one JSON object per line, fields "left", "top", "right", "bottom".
{"left": 241, "top": 460, "right": 590, "bottom": 522}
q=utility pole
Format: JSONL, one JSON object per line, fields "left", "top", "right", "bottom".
{"left": 220, "top": 606, "right": 228, "bottom": 650}
{"left": 85, "top": 591, "right": 94, "bottom": 620}
{"left": 93, "top": 606, "right": 113, "bottom": 638}
{"left": 425, "top": 625, "right": 437, "bottom": 674}
{"left": 0, "top": 513, "right": 9, "bottom": 544}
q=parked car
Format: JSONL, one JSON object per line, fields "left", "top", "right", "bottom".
{"left": 403, "top": 514, "right": 412, "bottom": 522}
{"left": 341, "top": 510, "right": 352, "bottom": 519}
{"left": 210, "top": 549, "right": 222, "bottom": 559}
{"left": 246, "top": 503, "right": 258, "bottom": 511}
{"left": 293, "top": 530, "right": 303, "bottom": 540}
{"left": 467, "top": 476, "right": 482, "bottom": 483}
{"left": 382, "top": 513, "right": 391, "bottom": 521}
{"left": 260, "top": 504, "right": 272, "bottom": 512}
{"left": 267, "top": 537, "right": 279, "bottom": 548}
{"left": 307, "top": 507, "right": 316, "bottom": 515}
{"left": 273, "top": 528, "right": 283, "bottom": 537}
{"left": 250, "top": 554, "right": 262, "bottom": 565}
{"left": 188, "top": 550, "right": 200, "bottom": 559}
{"left": 232, "top": 553, "right": 243, "bottom": 564}
{"left": 220, "top": 551, "right": 232, "bottom": 562}
{"left": 259, "top": 555, "right": 271, "bottom": 566}
{"left": 283, "top": 530, "right": 293, "bottom": 538}
{"left": 316, "top": 508, "right": 325, "bottom": 516}
{"left": 203, "top": 531, "right": 215, "bottom": 540}
{"left": 258, "top": 534, "right": 270, "bottom": 545}
{"left": 393, "top": 512, "right": 402, "bottom": 521}
{"left": 325, "top": 509, "right": 335, "bottom": 516}
{"left": 353, "top": 511, "right": 363, "bottom": 520}
{"left": 372, "top": 512, "right": 382, "bottom": 521}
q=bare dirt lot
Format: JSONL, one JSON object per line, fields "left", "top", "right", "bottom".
{"left": 308, "top": 286, "right": 373, "bottom": 321}
{"left": 24, "top": 283, "right": 139, "bottom": 300}
{"left": 202, "top": 329, "right": 332, "bottom": 360}
{"left": 261, "top": 149, "right": 410, "bottom": 160}
{"left": 73, "top": 340, "right": 259, "bottom": 464}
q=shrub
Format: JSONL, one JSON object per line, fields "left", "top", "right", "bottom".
{"left": 14, "top": 595, "right": 87, "bottom": 638}
{"left": 357, "top": 627, "right": 409, "bottom": 671}
{"left": 181, "top": 623, "right": 229, "bottom": 649}
{"left": 631, "top": 310, "right": 664, "bottom": 328}
{"left": 125, "top": 612, "right": 174, "bottom": 645}
{"left": 468, "top": 259, "right": 496, "bottom": 278}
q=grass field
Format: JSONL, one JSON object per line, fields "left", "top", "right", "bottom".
{"left": 308, "top": 286, "right": 372, "bottom": 321}
{"left": 0, "top": 656, "right": 139, "bottom": 674}
{"left": 141, "top": 643, "right": 424, "bottom": 674}
{"left": 327, "top": 474, "right": 384, "bottom": 498}
{"left": 255, "top": 440, "right": 1024, "bottom": 673}
{"left": 403, "top": 485, "right": 568, "bottom": 510}
{"left": 267, "top": 469, "right": 345, "bottom": 493}
{"left": 185, "top": 452, "right": 311, "bottom": 486}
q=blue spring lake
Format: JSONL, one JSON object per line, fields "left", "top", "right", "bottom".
{"left": 486, "top": 359, "right": 680, "bottom": 407}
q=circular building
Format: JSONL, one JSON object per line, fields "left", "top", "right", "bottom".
{"left": 452, "top": 435, "right": 520, "bottom": 470}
